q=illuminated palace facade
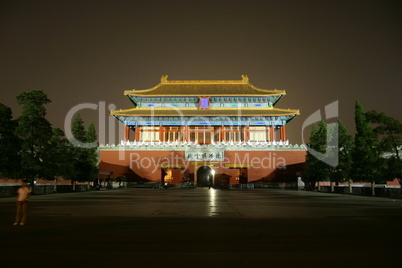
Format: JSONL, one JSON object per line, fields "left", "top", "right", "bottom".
{"left": 99, "top": 75, "right": 306, "bottom": 188}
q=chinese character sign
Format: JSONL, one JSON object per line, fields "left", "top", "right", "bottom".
{"left": 185, "top": 150, "right": 224, "bottom": 161}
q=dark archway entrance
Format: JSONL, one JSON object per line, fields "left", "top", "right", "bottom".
{"left": 197, "top": 166, "right": 213, "bottom": 187}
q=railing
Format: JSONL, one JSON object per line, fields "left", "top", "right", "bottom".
{"left": 99, "top": 141, "right": 307, "bottom": 151}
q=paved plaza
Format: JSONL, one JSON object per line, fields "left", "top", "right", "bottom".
{"left": 1, "top": 188, "right": 402, "bottom": 267}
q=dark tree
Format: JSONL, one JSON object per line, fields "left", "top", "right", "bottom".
{"left": 0, "top": 103, "right": 21, "bottom": 179}
{"left": 69, "top": 115, "right": 98, "bottom": 188}
{"left": 15, "top": 90, "right": 52, "bottom": 193}
{"left": 71, "top": 113, "right": 86, "bottom": 144}
{"left": 366, "top": 110, "right": 402, "bottom": 187}
{"left": 46, "top": 127, "right": 74, "bottom": 191}
{"left": 351, "top": 100, "right": 381, "bottom": 195}
{"left": 85, "top": 121, "right": 99, "bottom": 184}
{"left": 302, "top": 121, "right": 331, "bottom": 190}
{"left": 328, "top": 120, "right": 354, "bottom": 192}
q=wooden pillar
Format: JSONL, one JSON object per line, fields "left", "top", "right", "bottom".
{"left": 159, "top": 126, "right": 164, "bottom": 141}
{"left": 124, "top": 125, "right": 130, "bottom": 141}
{"left": 270, "top": 125, "right": 275, "bottom": 142}
{"left": 159, "top": 126, "right": 164, "bottom": 142}
{"left": 245, "top": 126, "right": 250, "bottom": 142}
{"left": 283, "top": 126, "right": 286, "bottom": 141}
{"left": 279, "top": 126, "right": 286, "bottom": 141}
{"left": 280, "top": 125, "right": 287, "bottom": 141}
{"left": 185, "top": 125, "right": 189, "bottom": 142}
{"left": 220, "top": 125, "right": 224, "bottom": 142}
{"left": 134, "top": 126, "right": 140, "bottom": 141}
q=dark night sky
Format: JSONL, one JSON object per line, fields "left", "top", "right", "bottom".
{"left": 1, "top": 0, "right": 401, "bottom": 144}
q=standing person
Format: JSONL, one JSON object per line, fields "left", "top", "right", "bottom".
{"left": 13, "top": 180, "right": 31, "bottom": 226}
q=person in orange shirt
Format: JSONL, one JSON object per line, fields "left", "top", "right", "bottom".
{"left": 13, "top": 181, "right": 31, "bottom": 226}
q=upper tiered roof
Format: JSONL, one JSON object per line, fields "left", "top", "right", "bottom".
{"left": 124, "top": 75, "right": 286, "bottom": 97}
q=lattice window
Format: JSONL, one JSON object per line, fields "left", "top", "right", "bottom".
{"left": 249, "top": 127, "right": 268, "bottom": 142}
{"left": 140, "top": 127, "right": 160, "bottom": 142}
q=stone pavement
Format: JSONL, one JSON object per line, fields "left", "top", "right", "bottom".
{"left": 1, "top": 188, "right": 401, "bottom": 268}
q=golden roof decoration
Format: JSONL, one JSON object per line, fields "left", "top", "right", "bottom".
{"left": 124, "top": 75, "right": 286, "bottom": 97}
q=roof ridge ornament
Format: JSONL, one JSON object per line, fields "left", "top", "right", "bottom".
{"left": 161, "top": 75, "right": 169, "bottom": 83}
{"left": 241, "top": 74, "right": 249, "bottom": 83}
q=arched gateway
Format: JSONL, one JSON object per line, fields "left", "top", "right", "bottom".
{"left": 196, "top": 166, "right": 213, "bottom": 187}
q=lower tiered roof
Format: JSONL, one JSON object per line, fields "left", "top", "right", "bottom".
{"left": 111, "top": 107, "right": 299, "bottom": 117}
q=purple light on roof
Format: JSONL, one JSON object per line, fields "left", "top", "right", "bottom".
{"left": 200, "top": 98, "right": 209, "bottom": 108}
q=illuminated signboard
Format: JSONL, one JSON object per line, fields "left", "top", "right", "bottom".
{"left": 199, "top": 97, "right": 209, "bottom": 108}
{"left": 185, "top": 149, "right": 224, "bottom": 161}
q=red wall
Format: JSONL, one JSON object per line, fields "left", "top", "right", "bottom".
{"left": 99, "top": 150, "right": 306, "bottom": 183}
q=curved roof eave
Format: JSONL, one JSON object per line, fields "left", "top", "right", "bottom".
{"left": 123, "top": 75, "right": 286, "bottom": 97}
{"left": 110, "top": 107, "right": 300, "bottom": 117}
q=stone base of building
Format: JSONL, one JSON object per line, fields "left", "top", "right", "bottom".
{"left": 99, "top": 143, "right": 306, "bottom": 188}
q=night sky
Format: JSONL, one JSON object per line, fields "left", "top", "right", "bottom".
{"left": 1, "top": 0, "right": 401, "bottom": 144}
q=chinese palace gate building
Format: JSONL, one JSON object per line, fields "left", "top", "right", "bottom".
{"left": 99, "top": 75, "right": 307, "bottom": 188}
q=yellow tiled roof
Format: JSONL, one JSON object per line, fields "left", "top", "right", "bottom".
{"left": 124, "top": 75, "right": 286, "bottom": 97}
{"left": 111, "top": 107, "right": 299, "bottom": 117}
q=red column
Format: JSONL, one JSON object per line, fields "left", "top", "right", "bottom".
{"left": 134, "top": 126, "right": 140, "bottom": 141}
{"left": 185, "top": 126, "right": 189, "bottom": 142}
{"left": 279, "top": 125, "right": 287, "bottom": 141}
{"left": 159, "top": 126, "right": 164, "bottom": 142}
{"left": 160, "top": 126, "right": 165, "bottom": 142}
{"left": 270, "top": 125, "right": 275, "bottom": 142}
{"left": 124, "top": 125, "right": 130, "bottom": 141}
{"left": 220, "top": 125, "right": 224, "bottom": 142}
{"left": 245, "top": 126, "right": 250, "bottom": 142}
{"left": 281, "top": 125, "right": 287, "bottom": 141}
